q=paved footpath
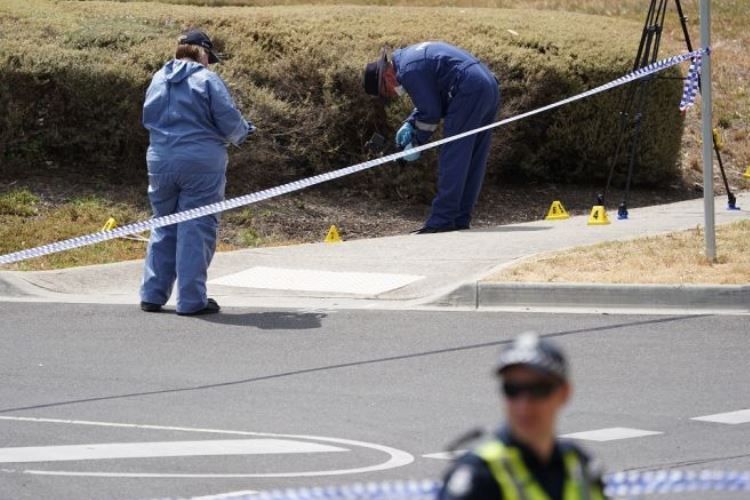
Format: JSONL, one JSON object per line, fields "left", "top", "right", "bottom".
{"left": 0, "top": 192, "right": 748, "bottom": 313}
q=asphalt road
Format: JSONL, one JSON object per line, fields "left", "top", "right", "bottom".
{"left": 0, "top": 303, "right": 748, "bottom": 499}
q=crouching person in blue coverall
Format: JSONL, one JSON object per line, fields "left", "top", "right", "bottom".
{"left": 140, "top": 30, "right": 255, "bottom": 316}
{"left": 364, "top": 42, "right": 500, "bottom": 233}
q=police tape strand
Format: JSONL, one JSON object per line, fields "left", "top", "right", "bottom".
{"left": 181, "top": 469, "right": 750, "bottom": 500}
{"left": 0, "top": 48, "right": 708, "bottom": 266}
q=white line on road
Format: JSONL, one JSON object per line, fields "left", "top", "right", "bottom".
{"left": 0, "top": 415, "right": 414, "bottom": 478}
{"left": 193, "top": 490, "right": 260, "bottom": 500}
{"left": 0, "top": 439, "right": 347, "bottom": 463}
{"left": 692, "top": 409, "right": 750, "bottom": 424}
{"left": 561, "top": 427, "right": 663, "bottom": 442}
{"left": 0, "top": 415, "right": 272, "bottom": 436}
{"left": 422, "top": 451, "right": 466, "bottom": 460}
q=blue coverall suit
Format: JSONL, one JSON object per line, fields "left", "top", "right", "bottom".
{"left": 141, "top": 59, "right": 252, "bottom": 314}
{"left": 393, "top": 42, "right": 500, "bottom": 230}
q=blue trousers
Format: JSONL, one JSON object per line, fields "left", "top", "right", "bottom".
{"left": 426, "top": 66, "right": 500, "bottom": 229}
{"left": 140, "top": 166, "right": 226, "bottom": 314}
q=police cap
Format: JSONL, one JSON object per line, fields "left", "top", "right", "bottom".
{"left": 496, "top": 332, "right": 568, "bottom": 382}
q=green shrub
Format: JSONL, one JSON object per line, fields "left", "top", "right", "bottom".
{"left": 0, "top": 188, "right": 40, "bottom": 216}
{"left": 238, "top": 227, "right": 263, "bottom": 247}
{"left": 0, "top": 0, "right": 686, "bottom": 200}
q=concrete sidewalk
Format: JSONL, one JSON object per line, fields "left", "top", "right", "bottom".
{"left": 0, "top": 191, "right": 748, "bottom": 313}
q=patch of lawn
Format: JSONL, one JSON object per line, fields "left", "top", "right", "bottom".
{"left": 486, "top": 220, "right": 750, "bottom": 285}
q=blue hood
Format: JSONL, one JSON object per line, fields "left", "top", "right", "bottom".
{"left": 162, "top": 59, "right": 205, "bottom": 84}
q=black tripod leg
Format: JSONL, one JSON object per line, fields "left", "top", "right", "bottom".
{"left": 675, "top": 0, "right": 736, "bottom": 208}
{"left": 602, "top": 0, "right": 657, "bottom": 207}
{"left": 602, "top": 0, "right": 667, "bottom": 211}
{"left": 602, "top": 91, "right": 635, "bottom": 206}
{"left": 713, "top": 130, "right": 738, "bottom": 209}
{"left": 620, "top": 78, "right": 652, "bottom": 220}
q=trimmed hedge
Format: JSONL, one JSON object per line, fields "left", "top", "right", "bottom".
{"left": 0, "top": 0, "right": 685, "bottom": 199}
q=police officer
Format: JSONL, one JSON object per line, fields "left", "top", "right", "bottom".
{"left": 437, "top": 332, "right": 606, "bottom": 500}
{"left": 363, "top": 42, "right": 500, "bottom": 233}
{"left": 140, "top": 29, "right": 255, "bottom": 316}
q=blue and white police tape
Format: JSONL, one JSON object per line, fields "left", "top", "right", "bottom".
{"left": 183, "top": 469, "right": 750, "bottom": 499}
{"left": 605, "top": 469, "right": 750, "bottom": 497}
{"left": 0, "top": 48, "right": 708, "bottom": 266}
{"left": 242, "top": 480, "right": 439, "bottom": 500}
{"left": 679, "top": 53, "right": 703, "bottom": 111}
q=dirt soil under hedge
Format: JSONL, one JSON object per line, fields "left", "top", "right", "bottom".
{"left": 237, "top": 182, "right": 708, "bottom": 244}
{"left": 5, "top": 169, "right": 710, "bottom": 250}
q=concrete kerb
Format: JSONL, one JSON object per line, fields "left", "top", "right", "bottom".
{"left": 430, "top": 278, "right": 750, "bottom": 313}
{"left": 0, "top": 272, "right": 46, "bottom": 298}
{"left": 428, "top": 214, "right": 750, "bottom": 313}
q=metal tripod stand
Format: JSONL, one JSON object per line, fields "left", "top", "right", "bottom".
{"left": 601, "top": 0, "right": 737, "bottom": 219}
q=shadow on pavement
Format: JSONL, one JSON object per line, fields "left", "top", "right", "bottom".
{"left": 464, "top": 226, "right": 552, "bottom": 233}
{"left": 198, "top": 311, "right": 327, "bottom": 330}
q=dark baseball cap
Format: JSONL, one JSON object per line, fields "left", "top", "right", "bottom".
{"left": 495, "top": 332, "right": 568, "bottom": 382}
{"left": 179, "top": 29, "right": 220, "bottom": 64}
{"left": 363, "top": 47, "right": 388, "bottom": 97}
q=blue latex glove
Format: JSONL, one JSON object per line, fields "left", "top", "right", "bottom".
{"left": 395, "top": 122, "right": 414, "bottom": 149}
{"left": 402, "top": 143, "right": 421, "bottom": 162}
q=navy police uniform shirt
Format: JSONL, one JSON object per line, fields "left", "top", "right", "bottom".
{"left": 436, "top": 427, "right": 603, "bottom": 500}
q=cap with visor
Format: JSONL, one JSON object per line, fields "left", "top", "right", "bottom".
{"left": 179, "top": 29, "right": 220, "bottom": 64}
{"left": 495, "top": 332, "right": 568, "bottom": 382}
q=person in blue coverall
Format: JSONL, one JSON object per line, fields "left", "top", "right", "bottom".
{"left": 364, "top": 42, "right": 500, "bottom": 233}
{"left": 140, "top": 30, "right": 255, "bottom": 316}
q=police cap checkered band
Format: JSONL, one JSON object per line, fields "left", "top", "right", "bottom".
{"left": 496, "top": 332, "right": 568, "bottom": 381}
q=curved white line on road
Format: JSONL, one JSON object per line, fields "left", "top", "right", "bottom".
{"left": 0, "top": 415, "right": 414, "bottom": 478}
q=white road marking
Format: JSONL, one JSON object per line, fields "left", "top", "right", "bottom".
{"left": 561, "top": 427, "right": 663, "bottom": 442}
{"left": 692, "top": 409, "right": 750, "bottom": 424}
{"left": 0, "top": 439, "right": 347, "bottom": 463}
{"left": 0, "top": 415, "right": 414, "bottom": 478}
{"left": 422, "top": 450, "right": 466, "bottom": 460}
{"left": 209, "top": 266, "right": 424, "bottom": 295}
{"left": 193, "top": 490, "right": 259, "bottom": 500}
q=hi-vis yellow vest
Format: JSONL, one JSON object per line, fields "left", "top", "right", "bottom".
{"left": 476, "top": 441, "right": 606, "bottom": 500}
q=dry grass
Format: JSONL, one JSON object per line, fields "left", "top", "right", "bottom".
{"left": 0, "top": 186, "right": 272, "bottom": 271}
{"left": 487, "top": 219, "right": 750, "bottom": 285}
{"left": 0, "top": 191, "right": 150, "bottom": 271}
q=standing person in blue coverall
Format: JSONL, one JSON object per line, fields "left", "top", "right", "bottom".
{"left": 364, "top": 42, "right": 500, "bottom": 233}
{"left": 140, "top": 29, "right": 255, "bottom": 316}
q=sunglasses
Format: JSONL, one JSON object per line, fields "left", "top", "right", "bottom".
{"left": 502, "top": 380, "right": 560, "bottom": 400}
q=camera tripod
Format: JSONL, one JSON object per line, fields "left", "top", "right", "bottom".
{"left": 600, "top": 0, "right": 737, "bottom": 219}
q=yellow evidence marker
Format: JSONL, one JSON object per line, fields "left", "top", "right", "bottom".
{"left": 587, "top": 206, "right": 611, "bottom": 225}
{"left": 324, "top": 225, "right": 342, "bottom": 243}
{"left": 101, "top": 217, "right": 117, "bottom": 231}
{"left": 544, "top": 200, "right": 570, "bottom": 220}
